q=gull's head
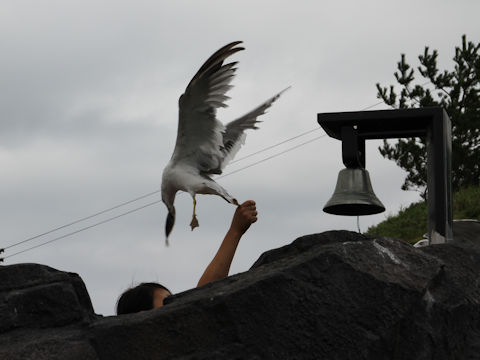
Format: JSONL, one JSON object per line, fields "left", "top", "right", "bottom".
{"left": 161, "top": 180, "right": 177, "bottom": 245}
{"left": 164, "top": 206, "right": 175, "bottom": 245}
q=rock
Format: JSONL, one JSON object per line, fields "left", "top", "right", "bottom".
{"left": 0, "top": 263, "right": 95, "bottom": 332}
{"left": 0, "top": 264, "right": 97, "bottom": 360}
{"left": 1, "top": 231, "right": 480, "bottom": 359}
{"left": 452, "top": 219, "right": 480, "bottom": 247}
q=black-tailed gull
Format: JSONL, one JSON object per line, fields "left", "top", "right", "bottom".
{"left": 161, "top": 41, "right": 288, "bottom": 244}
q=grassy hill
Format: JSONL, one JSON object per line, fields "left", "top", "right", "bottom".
{"left": 366, "top": 186, "right": 480, "bottom": 244}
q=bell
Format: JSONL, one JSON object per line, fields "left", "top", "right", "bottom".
{"left": 323, "top": 168, "right": 385, "bottom": 216}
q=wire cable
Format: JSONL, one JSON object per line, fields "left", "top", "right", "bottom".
{"left": 360, "top": 100, "right": 386, "bottom": 111}
{"left": 1, "top": 133, "right": 327, "bottom": 261}
{"left": 218, "top": 134, "right": 327, "bottom": 179}
{"left": 2, "top": 199, "right": 163, "bottom": 261}
{"left": 2, "top": 189, "right": 161, "bottom": 251}
{"left": 2, "top": 129, "right": 325, "bottom": 252}
{"left": 1, "top": 97, "right": 390, "bottom": 258}
{"left": 230, "top": 127, "right": 322, "bottom": 164}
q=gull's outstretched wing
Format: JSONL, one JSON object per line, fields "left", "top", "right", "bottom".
{"left": 220, "top": 87, "right": 291, "bottom": 169}
{"left": 171, "top": 41, "right": 244, "bottom": 174}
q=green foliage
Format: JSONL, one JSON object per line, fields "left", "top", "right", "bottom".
{"left": 366, "top": 201, "right": 427, "bottom": 244}
{"left": 453, "top": 186, "right": 480, "bottom": 219}
{"left": 366, "top": 186, "right": 480, "bottom": 243}
{"left": 376, "top": 35, "right": 480, "bottom": 198}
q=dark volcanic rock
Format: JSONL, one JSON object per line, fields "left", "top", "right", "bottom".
{"left": 0, "top": 263, "right": 95, "bottom": 332}
{"left": 452, "top": 219, "right": 480, "bottom": 248}
{"left": 1, "top": 230, "right": 480, "bottom": 359}
{"left": 0, "top": 264, "right": 97, "bottom": 360}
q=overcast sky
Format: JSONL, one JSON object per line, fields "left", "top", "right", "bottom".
{"left": 1, "top": 0, "right": 478, "bottom": 315}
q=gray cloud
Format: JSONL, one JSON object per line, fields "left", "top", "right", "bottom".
{"left": 1, "top": 0, "right": 478, "bottom": 315}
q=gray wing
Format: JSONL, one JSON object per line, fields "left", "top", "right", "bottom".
{"left": 219, "top": 87, "right": 291, "bottom": 170}
{"left": 171, "top": 42, "right": 244, "bottom": 174}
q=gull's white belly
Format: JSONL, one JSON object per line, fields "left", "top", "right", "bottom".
{"left": 166, "top": 165, "right": 214, "bottom": 194}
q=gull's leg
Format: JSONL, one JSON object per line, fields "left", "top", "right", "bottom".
{"left": 190, "top": 195, "right": 199, "bottom": 230}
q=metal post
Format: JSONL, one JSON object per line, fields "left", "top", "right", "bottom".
{"left": 426, "top": 108, "right": 453, "bottom": 243}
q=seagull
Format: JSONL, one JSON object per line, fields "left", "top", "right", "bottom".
{"left": 161, "top": 41, "right": 288, "bottom": 244}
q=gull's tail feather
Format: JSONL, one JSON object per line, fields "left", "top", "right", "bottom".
{"left": 197, "top": 175, "right": 238, "bottom": 205}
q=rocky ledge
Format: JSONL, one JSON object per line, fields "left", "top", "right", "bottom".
{"left": 1, "top": 228, "right": 480, "bottom": 359}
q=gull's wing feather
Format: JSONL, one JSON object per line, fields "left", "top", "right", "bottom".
{"left": 171, "top": 42, "right": 244, "bottom": 173}
{"left": 220, "top": 87, "right": 291, "bottom": 169}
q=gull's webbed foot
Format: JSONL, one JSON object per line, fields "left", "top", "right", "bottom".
{"left": 190, "top": 215, "right": 199, "bottom": 230}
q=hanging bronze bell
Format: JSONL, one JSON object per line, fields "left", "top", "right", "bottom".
{"left": 323, "top": 167, "right": 385, "bottom": 216}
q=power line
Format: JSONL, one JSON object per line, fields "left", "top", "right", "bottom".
{"left": 1, "top": 133, "right": 327, "bottom": 261}
{"left": 1, "top": 97, "right": 389, "bottom": 260}
{"left": 360, "top": 100, "right": 386, "bottom": 111}
{"left": 218, "top": 134, "right": 326, "bottom": 179}
{"left": 229, "top": 96, "right": 388, "bottom": 165}
{"left": 2, "top": 189, "right": 161, "bottom": 251}
{"left": 2, "top": 128, "right": 325, "bottom": 253}
{"left": 2, "top": 199, "right": 163, "bottom": 261}
{"left": 230, "top": 127, "right": 322, "bottom": 164}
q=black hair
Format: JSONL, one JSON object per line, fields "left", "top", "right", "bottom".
{"left": 116, "top": 282, "right": 171, "bottom": 315}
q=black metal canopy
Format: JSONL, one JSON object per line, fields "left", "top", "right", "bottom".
{"left": 318, "top": 107, "right": 445, "bottom": 139}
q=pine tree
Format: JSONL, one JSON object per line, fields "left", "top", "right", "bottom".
{"left": 376, "top": 35, "right": 480, "bottom": 198}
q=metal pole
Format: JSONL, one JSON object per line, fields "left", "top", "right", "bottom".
{"left": 426, "top": 108, "right": 453, "bottom": 243}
